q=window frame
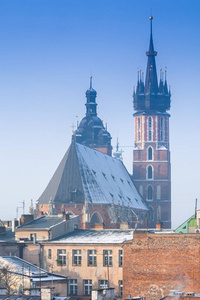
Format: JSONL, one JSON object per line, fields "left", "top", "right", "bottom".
{"left": 68, "top": 279, "right": 77, "bottom": 296}
{"left": 88, "top": 250, "right": 97, "bottom": 267}
{"left": 83, "top": 279, "right": 92, "bottom": 295}
{"left": 57, "top": 249, "right": 66, "bottom": 266}
{"left": 119, "top": 250, "right": 123, "bottom": 267}
{"left": 48, "top": 249, "right": 52, "bottom": 259}
{"left": 72, "top": 249, "right": 82, "bottom": 266}
{"left": 119, "top": 280, "right": 123, "bottom": 297}
{"left": 103, "top": 250, "right": 113, "bottom": 267}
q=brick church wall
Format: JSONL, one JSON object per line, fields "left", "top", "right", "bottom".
{"left": 123, "top": 231, "right": 200, "bottom": 300}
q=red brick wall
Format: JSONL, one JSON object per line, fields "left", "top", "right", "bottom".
{"left": 123, "top": 232, "right": 200, "bottom": 300}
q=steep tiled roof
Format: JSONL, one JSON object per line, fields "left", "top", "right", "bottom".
{"left": 38, "top": 142, "right": 147, "bottom": 211}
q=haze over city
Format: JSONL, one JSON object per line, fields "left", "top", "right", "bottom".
{"left": 0, "top": 0, "right": 200, "bottom": 228}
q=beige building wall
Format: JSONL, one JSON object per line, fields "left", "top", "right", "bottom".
{"left": 15, "top": 230, "right": 49, "bottom": 241}
{"left": 23, "top": 243, "right": 123, "bottom": 298}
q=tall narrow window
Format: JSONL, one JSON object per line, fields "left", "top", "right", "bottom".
{"left": 147, "top": 165, "right": 153, "bottom": 179}
{"left": 57, "top": 249, "right": 66, "bottom": 266}
{"left": 119, "top": 280, "right": 123, "bottom": 297}
{"left": 157, "top": 185, "right": 161, "bottom": 200}
{"left": 119, "top": 250, "right": 123, "bottom": 267}
{"left": 148, "top": 117, "right": 153, "bottom": 141}
{"left": 103, "top": 250, "right": 112, "bottom": 266}
{"left": 149, "top": 206, "right": 154, "bottom": 221}
{"left": 147, "top": 185, "right": 153, "bottom": 200}
{"left": 84, "top": 280, "right": 92, "bottom": 295}
{"left": 73, "top": 250, "right": 82, "bottom": 266}
{"left": 148, "top": 147, "right": 153, "bottom": 160}
{"left": 137, "top": 118, "right": 141, "bottom": 141}
{"left": 157, "top": 206, "right": 161, "bottom": 221}
{"left": 160, "top": 117, "right": 164, "bottom": 141}
{"left": 88, "top": 250, "right": 97, "bottom": 266}
{"left": 68, "top": 279, "right": 77, "bottom": 295}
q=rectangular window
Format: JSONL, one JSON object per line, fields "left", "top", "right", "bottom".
{"left": 57, "top": 249, "right": 66, "bottom": 266}
{"left": 88, "top": 250, "right": 97, "bottom": 266}
{"left": 119, "top": 250, "right": 123, "bottom": 267}
{"left": 119, "top": 280, "right": 123, "bottom": 297}
{"left": 84, "top": 280, "right": 92, "bottom": 295}
{"left": 99, "top": 280, "right": 108, "bottom": 288}
{"left": 103, "top": 250, "right": 112, "bottom": 266}
{"left": 48, "top": 249, "right": 52, "bottom": 259}
{"left": 73, "top": 250, "right": 82, "bottom": 266}
{"left": 68, "top": 279, "right": 77, "bottom": 295}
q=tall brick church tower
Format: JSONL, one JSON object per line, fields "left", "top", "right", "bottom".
{"left": 132, "top": 16, "right": 171, "bottom": 229}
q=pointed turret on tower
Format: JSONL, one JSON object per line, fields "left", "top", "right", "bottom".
{"left": 73, "top": 77, "right": 112, "bottom": 156}
{"left": 133, "top": 16, "right": 171, "bottom": 112}
{"left": 132, "top": 16, "right": 171, "bottom": 229}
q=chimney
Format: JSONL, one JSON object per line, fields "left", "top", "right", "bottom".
{"left": 156, "top": 221, "right": 163, "bottom": 230}
{"left": 20, "top": 214, "right": 34, "bottom": 225}
{"left": 63, "top": 213, "right": 70, "bottom": 221}
{"left": 41, "top": 287, "right": 54, "bottom": 300}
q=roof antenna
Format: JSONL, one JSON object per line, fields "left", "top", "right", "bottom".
{"left": 150, "top": 9, "right": 153, "bottom": 39}
{"left": 195, "top": 198, "right": 197, "bottom": 219}
{"left": 90, "top": 76, "right": 92, "bottom": 89}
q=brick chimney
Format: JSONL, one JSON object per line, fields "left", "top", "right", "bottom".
{"left": 20, "top": 214, "right": 34, "bottom": 225}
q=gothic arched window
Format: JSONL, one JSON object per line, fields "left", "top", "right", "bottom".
{"left": 157, "top": 206, "right": 161, "bottom": 221}
{"left": 137, "top": 117, "right": 141, "bottom": 141}
{"left": 147, "top": 185, "right": 153, "bottom": 200}
{"left": 148, "top": 117, "right": 153, "bottom": 141}
{"left": 157, "top": 185, "right": 161, "bottom": 200}
{"left": 148, "top": 147, "right": 153, "bottom": 160}
{"left": 149, "top": 206, "right": 154, "bottom": 221}
{"left": 147, "top": 165, "right": 153, "bottom": 179}
{"left": 160, "top": 117, "right": 164, "bottom": 141}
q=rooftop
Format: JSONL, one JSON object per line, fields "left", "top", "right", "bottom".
{"left": 47, "top": 229, "right": 134, "bottom": 244}
{"left": 38, "top": 142, "right": 148, "bottom": 212}
{"left": 16, "top": 215, "right": 74, "bottom": 231}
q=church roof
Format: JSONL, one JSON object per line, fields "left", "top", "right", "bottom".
{"left": 38, "top": 142, "right": 148, "bottom": 211}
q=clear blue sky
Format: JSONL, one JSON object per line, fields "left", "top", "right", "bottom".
{"left": 0, "top": 0, "right": 200, "bottom": 228}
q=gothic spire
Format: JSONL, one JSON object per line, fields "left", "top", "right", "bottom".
{"left": 144, "top": 16, "right": 158, "bottom": 94}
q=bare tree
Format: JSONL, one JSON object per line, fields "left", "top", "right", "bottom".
{"left": 0, "top": 265, "right": 21, "bottom": 295}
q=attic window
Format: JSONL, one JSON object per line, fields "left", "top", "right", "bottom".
{"left": 110, "top": 193, "right": 114, "bottom": 198}
{"left": 111, "top": 175, "right": 115, "bottom": 181}
{"left": 120, "top": 178, "right": 124, "bottom": 184}
{"left": 127, "top": 180, "right": 131, "bottom": 186}
{"left": 92, "top": 170, "right": 96, "bottom": 176}
{"left": 102, "top": 172, "right": 107, "bottom": 179}
{"left": 118, "top": 195, "right": 122, "bottom": 200}
{"left": 127, "top": 197, "right": 131, "bottom": 202}
{"left": 135, "top": 198, "right": 139, "bottom": 203}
